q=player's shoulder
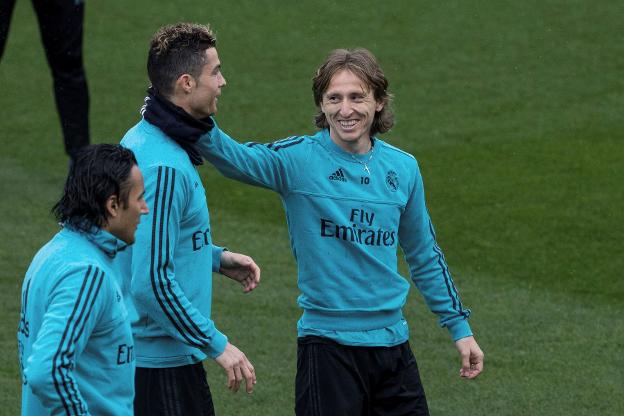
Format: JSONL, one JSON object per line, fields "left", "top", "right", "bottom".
{"left": 376, "top": 138, "right": 423, "bottom": 186}
{"left": 375, "top": 139, "right": 418, "bottom": 172}
{"left": 122, "top": 119, "right": 194, "bottom": 172}
{"left": 28, "top": 233, "right": 110, "bottom": 291}
{"left": 120, "top": 119, "right": 152, "bottom": 149}
{"left": 376, "top": 138, "right": 416, "bottom": 162}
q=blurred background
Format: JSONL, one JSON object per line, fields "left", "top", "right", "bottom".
{"left": 1, "top": 0, "right": 622, "bottom": 414}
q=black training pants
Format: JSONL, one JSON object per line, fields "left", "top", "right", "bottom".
{"left": 134, "top": 362, "right": 216, "bottom": 416}
{"left": 1, "top": 0, "right": 89, "bottom": 158}
{"left": 296, "top": 336, "right": 430, "bottom": 416}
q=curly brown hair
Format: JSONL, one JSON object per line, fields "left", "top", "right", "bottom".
{"left": 147, "top": 23, "right": 217, "bottom": 96}
{"left": 312, "top": 48, "right": 394, "bottom": 136}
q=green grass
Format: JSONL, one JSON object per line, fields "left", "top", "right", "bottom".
{"left": 1, "top": 0, "right": 623, "bottom": 414}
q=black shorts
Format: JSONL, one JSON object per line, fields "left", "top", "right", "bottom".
{"left": 296, "top": 336, "right": 429, "bottom": 416}
{"left": 134, "top": 362, "right": 215, "bottom": 416}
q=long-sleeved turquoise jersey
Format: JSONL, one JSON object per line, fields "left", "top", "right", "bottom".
{"left": 18, "top": 226, "right": 134, "bottom": 416}
{"left": 120, "top": 119, "right": 227, "bottom": 368}
{"left": 197, "top": 123, "right": 472, "bottom": 346}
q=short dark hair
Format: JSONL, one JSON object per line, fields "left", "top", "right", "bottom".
{"left": 312, "top": 48, "right": 394, "bottom": 136}
{"left": 52, "top": 144, "right": 137, "bottom": 232}
{"left": 147, "top": 22, "right": 217, "bottom": 97}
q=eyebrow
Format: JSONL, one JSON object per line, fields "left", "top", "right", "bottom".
{"left": 325, "top": 90, "right": 368, "bottom": 97}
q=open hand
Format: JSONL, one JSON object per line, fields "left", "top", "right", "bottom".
{"left": 215, "top": 342, "right": 256, "bottom": 393}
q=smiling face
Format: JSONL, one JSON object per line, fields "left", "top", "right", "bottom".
{"left": 320, "top": 69, "right": 384, "bottom": 154}
{"left": 186, "top": 48, "right": 226, "bottom": 119}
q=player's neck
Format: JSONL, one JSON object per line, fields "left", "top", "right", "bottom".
{"left": 330, "top": 135, "right": 372, "bottom": 155}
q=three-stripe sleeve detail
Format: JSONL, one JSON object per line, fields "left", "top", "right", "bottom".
{"left": 266, "top": 136, "right": 296, "bottom": 149}
{"left": 149, "top": 167, "right": 212, "bottom": 349}
{"left": 427, "top": 220, "right": 469, "bottom": 318}
{"left": 273, "top": 137, "right": 304, "bottom": 151}
{"left": 266, "top": 136, "right": 305, "bottom": 151}
{"left": 52, "top": 265, "right": 104, "bottom": 415}
{"left": 244, "top": 137, "right": 305, "bottom": 152}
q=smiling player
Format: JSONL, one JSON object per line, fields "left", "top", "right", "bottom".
{"left": 182, "top": 47, "right": 485, "bottom": 415}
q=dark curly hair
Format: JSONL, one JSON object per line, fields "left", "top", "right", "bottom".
{"left": 312, "top": 48, "right": 394, "bottom": 136}
{"left": 52, "top": 144, "right": 137, "bottom": 232}
{"left": 147, "top": 22, "right": 217, "bottom": 97}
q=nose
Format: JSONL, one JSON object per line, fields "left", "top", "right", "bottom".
{"left": 141, "top": 201, "right": 149, "bottom": 215}
{"left": 219, "top": 73, "right": 226, "bottom": 87}
{"left": 339, "top": 100, "right": 352, "bottom": 116}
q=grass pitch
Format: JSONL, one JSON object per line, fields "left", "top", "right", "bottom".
{"left": 1, "top": 1, "right": 622, "bottom": 414}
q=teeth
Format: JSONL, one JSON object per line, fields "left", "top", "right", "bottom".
{"left": 339, "top": 120, "right": 357, "bottom": 128}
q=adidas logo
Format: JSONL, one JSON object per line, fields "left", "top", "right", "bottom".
{"left": 328, "top": 168, "right": 347, "bottom": 182}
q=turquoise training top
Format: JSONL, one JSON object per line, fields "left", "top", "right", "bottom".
{"left": 197, "top": 122, "right": 472, "bottom": 346}
{"left": 18, "top": 226, "right": 134, "bottom": 416}
{"left": 120, "top": 119, "right": 227, "bottom": 368}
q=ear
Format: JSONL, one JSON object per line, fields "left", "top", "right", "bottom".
{"left": 175, "top": 74, "right": 196, "bottom": 94}
{"left": 105, "top": 194, "right": 120, "bottom": 219}
{"left": 375, "top": 99, "right": 384, "bottom": 113}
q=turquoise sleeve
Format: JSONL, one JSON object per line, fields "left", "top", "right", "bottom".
{"left": 398, "top": 160, "right": 472, "bottom": 341}
{"left": 211, "top": 245, "right": 225, "bottom": 273}
{"left": 196, "top": 120, "right": 296, "bottom": 193}
{"left": 24, "top": 266, "right": 105, "bottom": 415}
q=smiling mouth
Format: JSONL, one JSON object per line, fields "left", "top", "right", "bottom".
{"left": 338, "top": 120, "right": 358, "bottom": 129}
